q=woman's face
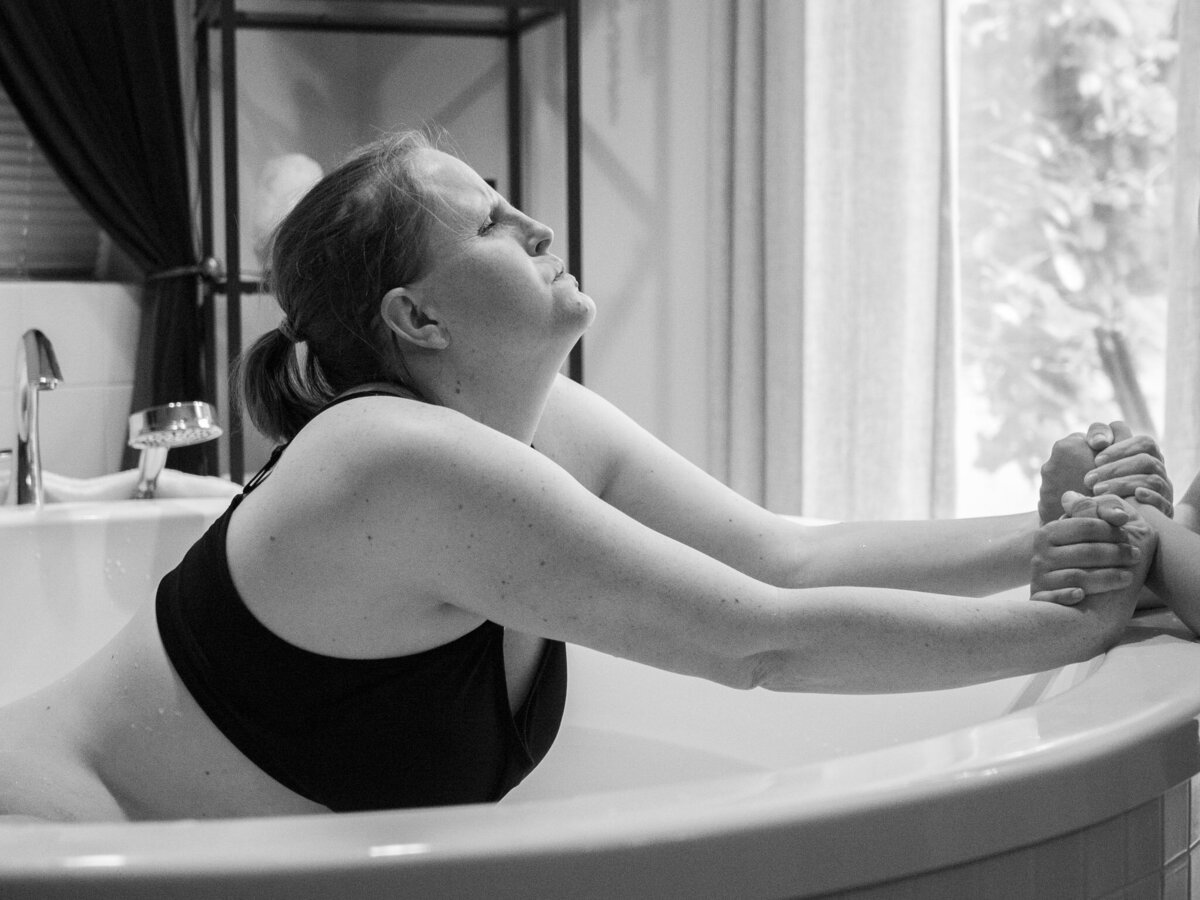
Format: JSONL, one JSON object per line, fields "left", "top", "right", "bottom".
{"left": 403, "top": 149, "right": 594, "bottom": 364}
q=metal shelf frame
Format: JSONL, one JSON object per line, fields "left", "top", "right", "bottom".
{"left": 194, "top": 0, "right": 583, "bottom": 481}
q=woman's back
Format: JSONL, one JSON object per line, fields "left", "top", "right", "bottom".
{"left": 161, "top": 391, "right": 567, "bottom": 812}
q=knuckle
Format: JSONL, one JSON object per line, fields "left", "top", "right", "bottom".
{"left": 1135, "top": 435, "right": 1163, "bottom": 458}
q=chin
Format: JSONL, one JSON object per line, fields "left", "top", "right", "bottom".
{"left": 574, "top": 290, "right": 597, "bottom": 329}
{"left": 555, "top": 286, "right": 596, "bottom": 335}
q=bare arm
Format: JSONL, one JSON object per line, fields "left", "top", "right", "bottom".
{"left": 1174, "top": 469, "right": 1200, "bottom": 534}
{"left": 536, "top": 376, "right": 1037, "bottom": 597}
{"left": 328, "top": 404, "right": 1139, "bottom": 693}
{"left": 1138, "top": 505, "right": 1200, "bottom": 635}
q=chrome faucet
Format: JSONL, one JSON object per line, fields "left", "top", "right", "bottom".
{"left": 6, "top": 329, "right": 62, "bottom": 506}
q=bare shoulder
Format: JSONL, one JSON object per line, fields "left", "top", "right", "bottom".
{"left": 260, "top": 396, "right": 514, "bottom": 492}
{"left": 230, "top": 397, "right": 556, "bottom": 571}
{"left": 534, "top": 375, "right": 642, "bottom": 496}
{"left": 257, "top": 382, "right": 630, "bottom": 502}
{"left": 290, "top": 392, "right": 482, "bottom": 453}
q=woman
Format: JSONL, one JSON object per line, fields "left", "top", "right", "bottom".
{"left": 0, "top": 132, "right": 1167, "bottom": 821}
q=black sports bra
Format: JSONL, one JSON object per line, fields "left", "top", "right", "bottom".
{"left": 155, "top": 391, "right": 567, "bottom": 811}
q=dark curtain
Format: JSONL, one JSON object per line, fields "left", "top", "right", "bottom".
{"left": 0, "top": 0, "right": 213, "bottom": 474}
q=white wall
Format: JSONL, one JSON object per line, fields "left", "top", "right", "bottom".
{"left": 214, "top": 26, "right": 509, "bottom": 279}
{"left": 562, "top": 0, "right": 715, "bottom": 468}
{"left": 0, "top": 282, "right": 141, "bottom": 477}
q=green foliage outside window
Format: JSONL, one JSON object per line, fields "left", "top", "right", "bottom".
{"left": 960, "top": 0, "right": 1177, "bottom": 478}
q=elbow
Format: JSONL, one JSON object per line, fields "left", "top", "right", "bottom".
{"left": 698, "top": 624, "right": 774, "bottom": 690}
{"left": 733, "top": 648, "right": 848, "bottom": 693}
{"left": 739, "top": 649, "right": 789, "bottom": 691}
{"left": 694, "top": 630, "right": 782, "bottom": 692}
{"left": 707, "top": 588, "right": 795, "bottom": 690}
{"left": 709, "top": 650, "right": 781, "bottom": 692}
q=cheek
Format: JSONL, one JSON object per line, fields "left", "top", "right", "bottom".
{"left": 446, "top": 271, "right": 537, "bottom": 335}
{"left": 465, "top": 258, "right": 544, "bottom": 309}
{"left": 431, "top": 249, "right": 548, "bottom": 331}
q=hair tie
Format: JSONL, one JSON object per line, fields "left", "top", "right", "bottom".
{"left": 277, "top": 318, "right": 303, "bottom": 344}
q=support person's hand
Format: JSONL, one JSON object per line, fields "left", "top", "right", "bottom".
{"left": 1031, "top": 491, "right": 1154, "bottom": 606}
{"left": 1084, "top": 422, "right": 1172, "bottom": 517}
{"left": 1038, "top": 421, "right": 1172, "bottom": 522}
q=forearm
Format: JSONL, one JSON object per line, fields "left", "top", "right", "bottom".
{"left": 789, "top": 511, "right": 1039, "bottom": 597}
{"left": 748, "top": 583, "right": 1132, "bottom": 694}
{"left": 1140, "top": 506, "right": 1200, "bottom": 634}
{"left": 1175, "top": 469, "right": 1200, "bottom": 533}
{"left": 1177, "top": 504, "right": 1200, "bottom": 534}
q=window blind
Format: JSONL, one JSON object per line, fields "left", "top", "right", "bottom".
{"left": 0, "top": 84, "right": 100, "bottom": 277}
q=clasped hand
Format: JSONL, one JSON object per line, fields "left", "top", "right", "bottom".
{"left": 1032, "top": 420, "right": 1166, "bottom": 608}
{"left": 1038, "top": 421, "right": 1172, "bottom": 523}
{"left": 1031, "top": 491, "right": 1154, "bottom": 606}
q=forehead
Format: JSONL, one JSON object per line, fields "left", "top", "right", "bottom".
{"left": 412, "top": 149, "right": 491, "bottom": 210}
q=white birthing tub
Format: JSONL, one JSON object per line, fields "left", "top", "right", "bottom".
{"left": 1, "top": 500, "right": 1199, "bottom": 899}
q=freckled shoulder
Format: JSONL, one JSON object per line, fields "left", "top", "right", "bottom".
{"left": 283, "top": 396, "right": 490, "bottom": 471}
{"left": 300, "top": 398, "right": 546, "bottom": 510}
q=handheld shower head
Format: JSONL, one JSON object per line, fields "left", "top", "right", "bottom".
{"left": 127, "top": 401, "right": 223, "bottom": 499}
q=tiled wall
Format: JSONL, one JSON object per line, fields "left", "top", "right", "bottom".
{"left": 0, "top": 281, "right": 141, "bottom": 478}
{"left": 826, "top": 775, "right": 1200, "bottom": 900}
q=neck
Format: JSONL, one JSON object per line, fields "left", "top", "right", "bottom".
{"left": 408, "top": 354, "right": 565, "bottom": 445}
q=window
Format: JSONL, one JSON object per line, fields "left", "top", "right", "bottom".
{"left": 0, "top": 82, "right": 103, "bottom": 278}
{"left": 956, "top": 0, "right": 1177, "bottom": 515}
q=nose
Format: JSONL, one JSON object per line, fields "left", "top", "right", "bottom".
{"left": 525, "top": 216, "right": 553, "bottom": 256}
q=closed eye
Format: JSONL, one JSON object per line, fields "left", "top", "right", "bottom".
{"left": 477, "top": 197, "right": 506, "bottom": 236}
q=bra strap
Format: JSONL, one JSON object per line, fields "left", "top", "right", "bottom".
{"left": 242, "top": 443, "right": 287, "bottom": 495}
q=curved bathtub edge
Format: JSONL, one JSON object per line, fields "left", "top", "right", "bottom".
{"left": 0, "top": 611, "right": 1197, "bottom": 898}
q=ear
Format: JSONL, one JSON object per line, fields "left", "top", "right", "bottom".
{"left": 380, "top": 287, "right": 449, "bottom": 350}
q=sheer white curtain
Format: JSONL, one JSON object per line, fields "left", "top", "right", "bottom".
{"left": 704, "top": 0, "right": 959, "bottom": 521}
{"left": 1165, "top": 0, "right": 1200, "bottom": 484}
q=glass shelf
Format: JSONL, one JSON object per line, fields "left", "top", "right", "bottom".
{"left": 196, "top": 0, "right": 568, "bottom": 37}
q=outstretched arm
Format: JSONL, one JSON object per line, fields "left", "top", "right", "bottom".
{"left": 1137, "top": 504, "right": 1200, "bottom": 635}
{"left": 755, "top": 497, "right": 1143, "bottom": 692}
{"left": 323, "top": 404, "right": 1143, "bottom": 693}
{"left": 1174, "top": 469, "right": 1200, "bottom": 534}
{"left": 536, "top": 378, "right": 1161, "bottom": 598}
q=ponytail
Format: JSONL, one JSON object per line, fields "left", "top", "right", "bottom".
{"left": 233, "top": 326, "right": 333, "bottom": 444}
